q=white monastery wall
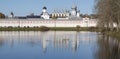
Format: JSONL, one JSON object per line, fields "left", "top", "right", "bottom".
{"left": 0, "top": 19, "right": 98, "bottom": 27}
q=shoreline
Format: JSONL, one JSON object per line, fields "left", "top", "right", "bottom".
{"left": 105, "top": 31, "right": 120, "bottom": 40}
{"left": 0, "top": 27, "right": 119, "bottom": 41}
{"left": 0, "top": 27, "right": 99, "bottom": 31}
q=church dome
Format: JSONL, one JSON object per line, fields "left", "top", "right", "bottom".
{"left": 43, "top": 6, "right": 47, "bottom": 9}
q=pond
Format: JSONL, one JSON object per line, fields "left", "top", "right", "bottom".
{"left": 0, "top": 31, "right": 120, "bottom": 59}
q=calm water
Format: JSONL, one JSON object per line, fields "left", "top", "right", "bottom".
{"left": 0, "top": 31, "right": 120, "bottom": 59}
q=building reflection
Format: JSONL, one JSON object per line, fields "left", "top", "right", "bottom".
{"left": 42, "top": 38, "right": 49, "bottom": 53}
{"left": 0, "top": 31, "right": 120, "bottom": 59}
{"left": 72, "top": 32, "right": 80, "bottom": 53}
{"left": 0, "top": 38, "right": 5, "bottom": 47}
{"left": 53, "top": 31, "right": 80, "bottom": 53}
{"left": 0, "top": 31, "right": 100, "bottom": 53}
{"left": 0, "top": 32, "right": 16, "bottom": 48}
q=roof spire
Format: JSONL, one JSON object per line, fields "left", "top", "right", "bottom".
{"left": 72, "top": 0, "right": 77, "bottom": 9}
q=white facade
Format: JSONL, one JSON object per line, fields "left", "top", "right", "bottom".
{"left": 77, "top": 11, "right": 80, "bottom": 17}
{"left": 51, "top": 5, "right": 80, "bottom": 19}
{"left": 0, "top": 19, "right": 98, "bottom": 27}
{"left": 41, "top": 15, "right": 50, "bottom": 19}
{"left": 51, "top": 10, "right": 69, "bottom": 18}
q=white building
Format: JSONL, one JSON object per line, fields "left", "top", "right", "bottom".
{"left": 41, "top": 6, "right": 50, "bottom": 19}
{"left": 51, "top": 4, "right": 81, "bottom": 19}
{"left": 0, "top": 5, "right": 98, "bottom": 28}
{"left": 51, "top": 10, "right": 69, "bottom": 19}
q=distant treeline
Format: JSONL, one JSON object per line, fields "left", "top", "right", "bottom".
{"left": 80, "top": 14, "right": 98, "bottom": 19}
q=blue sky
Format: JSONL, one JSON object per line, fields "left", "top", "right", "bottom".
{"left": 0, "top": 0, "right": 95, "bottom": 16}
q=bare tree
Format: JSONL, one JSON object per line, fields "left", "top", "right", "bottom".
{"left": 95, "top": 0, "right": 120, "bottom": 31}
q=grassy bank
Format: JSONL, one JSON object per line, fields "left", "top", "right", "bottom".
{"left": 50, "top": 27, "right": 99, "bottom": 31}
{"left": 0, "top": 27, "right": 42, "bottom": 31}
{"left": 105, "top": 31, "right": 120, "bottom": 40}
{"left": 0, "top": 27, "right": 99, "bottom": 31}
{"left": 0, "top": 26, "right": 49, "bottom": 31}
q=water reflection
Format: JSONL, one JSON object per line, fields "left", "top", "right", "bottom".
{"left": 96, "top": 34, "right": 120, "bottom": 59}
{"left": 0, "top": 31, "right": 119, "bottom": 59}
{"left": 0, "top": 38, "right": 5, "bottom": 47}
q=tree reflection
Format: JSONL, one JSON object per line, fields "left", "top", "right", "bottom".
{"left": 96, "top": 34, "right": 120, "bottom": 59}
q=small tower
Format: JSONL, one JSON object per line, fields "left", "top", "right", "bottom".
{"left": 41, "top": 6, "right": 50, "bottom": 19}
{"left": 10, "top": 12, "right": 14, "bottom": 18}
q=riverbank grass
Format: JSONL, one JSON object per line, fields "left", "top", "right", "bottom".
{"left": 0, "top": 27, "right": 99, "bottom": 31}
{"left": 105, "top": 31, "right": 120, "bottom": 40}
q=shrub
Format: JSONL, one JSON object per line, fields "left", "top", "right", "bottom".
{"left": 89, "top": 27, "right": 95, "bottom": 31}
{"left": 27, "top": 26, "right": 30, "bottom": 28}
{"left": 8, "top": 26, "right": 13, "bottom": 28}
{"left": 76, "top": 25, "right": 81, "bottom": 31}
{"left": 39, "top": 26, "right": 50, "bottom": 31}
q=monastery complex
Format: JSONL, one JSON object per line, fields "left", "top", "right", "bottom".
{"left": 0, "top": 5, "right": 98, "bottom": 27}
